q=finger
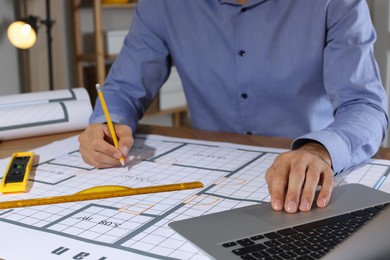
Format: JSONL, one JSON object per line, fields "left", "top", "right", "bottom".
{"left": 115, "top": 125, "right": 133, "bottom": 157}
{"left": 97, "top": 148, "right": 124, "bottom": 167}
{"left": 79, "top": 129, "right": 102, "bottom": 167}
{"left": 284, "top": 161, "right": 307, "bottom": 213}
{"left": 81, "top": 149, "right": 121, "bottom": 169}
{"left": 85, "top": 140, "right": 123, "bottom": 168}
{"left": 267, "top": 160, "right": 289, "bottom": 211}
{"left": 316, "top": 167, "right": 334, "bottom": 208}
{"left": 82, "top": 125, "right": 123, "bottom": 167}
{"left": 265, "top": 167, "right": 283, "bottom": 210}
{"left": 79, "top": 142, "right": 93, "bottom": 165}
{"left": 90, "top": 132, "right": 122, "bottom": 157}
{"left": 299, "top": 163, "right": 322, "bottom": 212}
{"left": 79, "top": 140, "right": 116, "bottom": 168}
{"left": 265, "top": 166, "right": 274, "bottom": 194}
{"left": 265, "top": 167, "right": 277, "bottom": 209}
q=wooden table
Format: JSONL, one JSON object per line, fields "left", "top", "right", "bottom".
{"left": 1, "top": 125, "right": 390, "bottom": 160}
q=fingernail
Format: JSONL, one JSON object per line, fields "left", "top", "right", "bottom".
{"left": 318, "top": 197, "right": 328, "bottom": 207}
{"left": 113, "top": 152, "right": 122, "bottom": 159}
{"left": 272, "top": 200, "right": 282, "bottom": 211}
{"left": 300, "top": 200, "right": 311, "bottom": 211}
{"left": 286, "top": 201, "right": 297, "bottom": 213}
{"left": 121, "top": 146, "right": 128, "bottom": 155}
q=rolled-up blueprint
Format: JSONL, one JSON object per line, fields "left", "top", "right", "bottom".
{"left": 0, "top": 88, "right": 92, "bottom": 140}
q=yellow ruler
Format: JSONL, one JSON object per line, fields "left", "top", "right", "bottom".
{"left": 0, "top": 181, "right": 204, "bottom": 210}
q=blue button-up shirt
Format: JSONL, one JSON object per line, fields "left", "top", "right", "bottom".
{"left": 90, "top": 0, "right": 388, "bottom": 174}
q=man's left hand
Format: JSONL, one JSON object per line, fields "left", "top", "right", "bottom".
{"left": 265, "top": 142, "right": 334, "bottom": 213}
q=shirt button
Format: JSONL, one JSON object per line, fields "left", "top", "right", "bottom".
{"left": 241, "top": 7, "right": 248, "bottom": 13}
{"left": 241, "top": 93, "right": 248, "bottom": 99}
{"left": 239, "top": 50, "right": 246, "bottom": 57}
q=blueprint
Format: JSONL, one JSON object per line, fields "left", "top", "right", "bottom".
{"left": 0, "top": 134, "right": 389, "bottom": 259}
{"left": 0, "top": 88, "right": 92, "bottom": 141}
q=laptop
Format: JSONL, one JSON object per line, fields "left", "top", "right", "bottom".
{"left": 169, "top": 184, "right": 390, "bottom": 260}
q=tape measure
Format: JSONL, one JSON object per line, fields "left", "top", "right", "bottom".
{"left": 1, "top": 152, "right": 35, "bottom": 194}
{"left": 0, "top": 181, "right": 204, "bottom": 210}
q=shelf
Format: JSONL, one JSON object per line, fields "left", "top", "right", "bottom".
{"left": 77, "top": 54, "right": 118, "bottom": 63}
{"left": 144, "top": 106, "right": 188, "bottom": 128}
{"left": 78, "top": 0, "right": 137, "bottom": 9}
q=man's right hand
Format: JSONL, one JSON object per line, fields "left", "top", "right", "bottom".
{"left": 78, "top": 123, "right": 133, "bottom": 168}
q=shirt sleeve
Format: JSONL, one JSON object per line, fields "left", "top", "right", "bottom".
{"left": 292, "top": 0, "right": 388, "bottom": 174}
{"left": 89, "top": 0, "right": 171, "bottom": 132}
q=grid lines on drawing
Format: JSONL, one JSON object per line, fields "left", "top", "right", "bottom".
{"left": 157, "top": 144, "right": 261, "bottom": 171}
{"left": 48, "top": 151, "right": 94, "bottom": 170}
{"left": 334, "top": 163, "right": 389, "bottom": 188}
{"left": 129, "top": 138, "right": 184, "bottom": 160}
{"left": 203, "top": 152, "right": 277, "bottom": 205}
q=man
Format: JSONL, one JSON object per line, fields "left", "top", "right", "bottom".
{"left": 79, "top": 0, "right": 388, "bottom": 214}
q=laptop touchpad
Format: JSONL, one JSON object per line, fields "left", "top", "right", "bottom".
{"left": 243, "top": 202, "right": 339, "bottom": 227}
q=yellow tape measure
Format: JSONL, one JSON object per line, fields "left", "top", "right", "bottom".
{"left": 1, "top": 152, "right": 35, "bottom": 194}
{"left": 0, "top": 181, "right": 204, "bottom": 210}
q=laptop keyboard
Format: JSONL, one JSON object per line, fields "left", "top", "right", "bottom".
{"left": 222, "top": 203, "right": 388, "bottom": 260}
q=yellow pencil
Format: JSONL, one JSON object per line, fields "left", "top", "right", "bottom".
{"left": 96, "top": 84, "right": 125, "bottom": 167}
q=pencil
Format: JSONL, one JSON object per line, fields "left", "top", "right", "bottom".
{"left": 95, "top": 84, "right": 125, "bottom": 167}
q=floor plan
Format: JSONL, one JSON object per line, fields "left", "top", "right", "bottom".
{"left": 0, "top": 135, "right": 389, "bottom": 259}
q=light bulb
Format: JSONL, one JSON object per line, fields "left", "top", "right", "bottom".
{"left": 7, "top": 21, "right": 37, "bottom": 49}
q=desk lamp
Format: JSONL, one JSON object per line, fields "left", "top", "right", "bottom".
{"left": 7, "top": 0, "right": 55, "bottom": 91}
{"left": 7, "top": 17, "right": 38, "bottom": 49}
